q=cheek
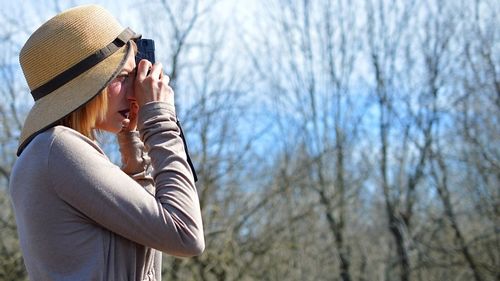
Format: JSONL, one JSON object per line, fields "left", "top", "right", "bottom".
{"left": 107, "top": 81, "right": 123, "bottom": 97}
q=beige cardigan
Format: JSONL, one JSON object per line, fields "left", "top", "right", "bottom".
{"left": 9, "top": 102, "right": 204, "bottom": 281}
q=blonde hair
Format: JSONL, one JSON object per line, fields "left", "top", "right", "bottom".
{"left": 58, "top": 89, "right": 108, "bottom": 140}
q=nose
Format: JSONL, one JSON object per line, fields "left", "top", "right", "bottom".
{"left": 126, "top": 81, "right": 136, "bottom": 102}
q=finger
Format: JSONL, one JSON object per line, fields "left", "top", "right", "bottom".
{"left": 136, "top": 59, "right": 152, "bottom": 81}
{"left": 130, "top": 101, "right": 139, "bottom": 114}
{"left": 128, "top": 110, "right": 138, "bottom": 131}
{"left": 121, "top": 102, "right": 139, "bottom": 131}
{"left": 162, "top": 73, "right": 170, "bottom": 85}
{"left": 129, "top": 102, "right": 138, "bottom": 121}
{"left": 121, "top": 118, "right": 130, "bottom": 130}
{"left": 150, "top": 62, "right": 163, "bottom": 79}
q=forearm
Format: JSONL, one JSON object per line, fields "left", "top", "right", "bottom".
{"left": 138, "top": 101, "right": 204, "bottom": 255}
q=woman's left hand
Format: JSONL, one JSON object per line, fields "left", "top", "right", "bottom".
{"left": 120, "top": 101, "right": 139, "bottom": 132}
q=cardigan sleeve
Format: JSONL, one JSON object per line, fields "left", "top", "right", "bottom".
{"left": 47, "top": 102, "right": 204, "bottom": 257}
{"left": 117, "top": 130, "right": 154, "bottom": 190}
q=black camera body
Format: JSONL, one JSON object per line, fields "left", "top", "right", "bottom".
{"left": 135, "top": 39, "right": 155, "bottom": 65}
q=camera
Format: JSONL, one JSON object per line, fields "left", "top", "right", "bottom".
{"left": 135, "top": 39, "right": 155, "bottom": 65}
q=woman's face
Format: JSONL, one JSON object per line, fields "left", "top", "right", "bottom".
{"left": 95, "top": 50, "right": 136, "bottom": 133}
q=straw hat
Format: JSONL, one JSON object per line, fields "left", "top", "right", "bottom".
{"left": 17, "top": 4, "right": 139, "bottom": 156}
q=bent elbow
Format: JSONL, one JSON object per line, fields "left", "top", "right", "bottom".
{"left": 175, "top": 231, "right": 205, "bottom": 257}
{"left": 187, "top": 236, "right": 205, "bottom": 257}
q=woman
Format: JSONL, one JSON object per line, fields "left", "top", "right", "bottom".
{"left": 9, "top": 4, "right": 204, "bottom": 281}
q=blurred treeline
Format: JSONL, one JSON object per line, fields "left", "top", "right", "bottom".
{"left": 0, "top": 0, "right": 499, "bottom": 280}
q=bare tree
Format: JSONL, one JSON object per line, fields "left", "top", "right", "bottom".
{"left": 247, "top": 0, "right": 371, "bottom": 279}
{"left": 364, "top": 0, "right": 423, "bottom": 280}
{"left": 448, "top": 0, "right": 499, "bottom": 279}
{"left": 414, "top": 1, "right": 489, "bottom": 281}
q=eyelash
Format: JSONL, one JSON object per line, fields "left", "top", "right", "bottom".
{"left": 115, "top": 74, "right": 129, "bottom": 83}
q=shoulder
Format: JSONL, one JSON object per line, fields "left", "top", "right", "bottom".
{"left": 10, "top": 126, "right": 105, "bottom": 193}
{"left": 50, "top": 126, "right": 102, "bottom": 149}
{"left": 41, "top": 126, "right": 113, "bottom": 180}
{"left": 24, "top": 126, "right": 105, "bottom": 160}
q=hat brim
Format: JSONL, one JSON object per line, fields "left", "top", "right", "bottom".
{"left": 17, "top": 42, "right": 132, "bottom": 156}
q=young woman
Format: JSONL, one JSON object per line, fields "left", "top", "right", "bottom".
{"left": 9, "top": 5, "right": 204, "bottom": 280}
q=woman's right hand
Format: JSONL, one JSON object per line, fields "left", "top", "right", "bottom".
{"left": 134, "top": 59, "right": 174, "bottom": 107}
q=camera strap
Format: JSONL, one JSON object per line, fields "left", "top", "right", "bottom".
{"left": 176, "top": 118, "right": 198, "bottom": 183}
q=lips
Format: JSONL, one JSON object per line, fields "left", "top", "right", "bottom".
{"left": 118, "top": 109, "right": 129, "bottom": 119}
